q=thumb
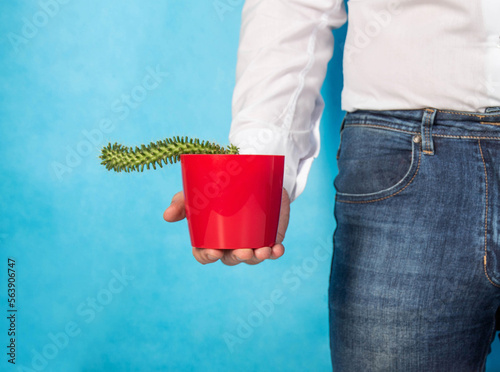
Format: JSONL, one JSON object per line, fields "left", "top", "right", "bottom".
{"left": 163, "top": 191, "right": 186, "bottom": 222}
{"left": 276, "top": 188, "right": 290, "bottom": 244}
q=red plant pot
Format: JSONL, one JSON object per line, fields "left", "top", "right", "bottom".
{"left": 181, "top": 154, "right": 285, "bottom": 249}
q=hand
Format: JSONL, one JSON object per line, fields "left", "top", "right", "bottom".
{"left": 163, "top": 188, "right": 290, "bottom": 266}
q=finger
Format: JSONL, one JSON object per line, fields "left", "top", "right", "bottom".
{"left": 269, "top": 243, "right": 285, "bottom": 260}
{"left": 253, "top": 246, "right": 272, "bottom": 261}
{"left": 222, "top": 245, "right": 282, "bottom": 265}
{"left": 192, "top": 247, "right": 224, "bottom": 265}
{"left": 221, "top": 249, "right": 261, "bottom": 266}
{"left": 163, "top": 191, "right": 186, "bottom": 222}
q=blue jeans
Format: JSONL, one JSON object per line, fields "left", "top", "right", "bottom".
{"left": 329, "top": 108, "right": 500, "bottom": 371}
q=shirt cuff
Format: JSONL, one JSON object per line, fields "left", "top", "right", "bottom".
{"left": 229, "top": 97, "right": 322, "bottom": 202}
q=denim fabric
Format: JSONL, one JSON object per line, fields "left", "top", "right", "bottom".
{"left": 329, "top": 108, "right": 500, "bottom": 371}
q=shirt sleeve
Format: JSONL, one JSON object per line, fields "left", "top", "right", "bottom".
{"left": 229, "top": 0, "right": 347, "bottom": 202}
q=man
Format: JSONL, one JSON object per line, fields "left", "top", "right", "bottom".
{"left": 165, "top": 0, "right": 500, "bottom": 370}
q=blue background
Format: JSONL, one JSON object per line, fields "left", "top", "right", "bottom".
{"left": 1, "top": 1, "right": 499, "bottom": 371}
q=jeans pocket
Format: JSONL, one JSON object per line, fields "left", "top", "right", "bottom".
{"left": 334, "top": 125, "right": 421, "bottom": 203}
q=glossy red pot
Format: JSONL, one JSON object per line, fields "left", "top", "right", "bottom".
{"left": 180, "top": 154, "right": 285, "bottom": 249}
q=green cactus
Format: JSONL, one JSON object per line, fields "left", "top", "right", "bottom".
{"left": 100, "top": 136, "right": 239, "bottom": 173}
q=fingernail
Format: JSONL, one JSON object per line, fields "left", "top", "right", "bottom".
{"left": 236, "top": 257, "right": 245, "bottom": 262}
{"left": 207, "top": 255, "right": 218, "bottom": 261}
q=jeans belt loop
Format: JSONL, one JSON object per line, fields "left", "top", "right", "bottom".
{"left": 421, "top": 108, "right": 437, "bottom": 156}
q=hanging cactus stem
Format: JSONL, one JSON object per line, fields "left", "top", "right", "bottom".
{"left": 100, "top": 136, "right": 239, "bottom": 173}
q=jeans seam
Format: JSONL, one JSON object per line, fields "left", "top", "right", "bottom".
{"left": 343, "top": 123, "right": 419, "bottom": 135}
{"left": 439, "top": 110, "right": 486, "bottom": 119}
{"left": 478, "top": 139, "right": 500, "bottom": 288}
{"left": 434, "top": 134, "right": 500, "bottom": 140}
{"left": 336, "top": 148, "right": 422, "bottom": 204}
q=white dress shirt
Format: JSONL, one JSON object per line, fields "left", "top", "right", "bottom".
{"left": 229, "top": 0, "right": 500, "bottom": 201}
